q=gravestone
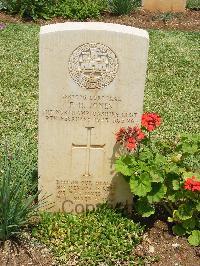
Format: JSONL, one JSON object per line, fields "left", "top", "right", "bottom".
{"left": 142, "top": 0, "right": 186, "bottom": 12}
{"left": 39, "top": 22, "right": 149, "bottom": 213}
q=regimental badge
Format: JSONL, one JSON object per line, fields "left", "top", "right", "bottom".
{"left": 69, "top": 43, "right": 119, "bottom": 90}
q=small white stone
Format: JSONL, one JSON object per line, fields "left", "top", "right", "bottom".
{"left": 172, "top": 243, "right": 180, "bottom": 248}
{"left": 148, "top": 245, "right": 155, "bottom": 253}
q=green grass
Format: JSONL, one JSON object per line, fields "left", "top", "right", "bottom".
{"left": 187, "top": 0, "right": 200, "bottom": 9}
{"left": 0, "top": 24, "right": 199, "bottom": 149}
{"left": 145, "top": 30, "right": 199, "bottom": 138}
{"left": 32, "top": 205, "right": 143, "bottom": 265}
{"left": 0, "top": 24, "right": 38, "bottom": 168}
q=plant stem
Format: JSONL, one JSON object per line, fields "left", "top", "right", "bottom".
{"left": 168, "top": 201, "right": 174, "bottom": 213}
{"left": 148, "top": 131, "right": 152, "bottom": 150}
{"left": 136, "top": 144, "right": 140, "bottom": 158}
{"left": 162, "top": 202, "right": 173, "bottom": 216}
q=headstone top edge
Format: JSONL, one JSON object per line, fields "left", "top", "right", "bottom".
{"left": 40, "top": 22, "right": 149, "bottom": 39}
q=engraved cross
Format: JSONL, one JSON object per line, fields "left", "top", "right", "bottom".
{"left": 72, "top": 127, "right": 105, "bottom": 177}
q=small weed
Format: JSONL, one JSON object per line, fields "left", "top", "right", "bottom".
{"left": 32, "top": 205, "right": 143, "bottom": 264}
{"left": 0, "top": 143, "right": 41, "bottom": 242}
{"left": 108, "top": 0, "right": 136, "bottom": 15}
{"left": 152, "top": 12, "right": 181, "bottom": 23}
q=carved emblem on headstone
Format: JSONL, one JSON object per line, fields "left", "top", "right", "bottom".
{"left": 68, "top": 43, "right": 119, "bottom": 89}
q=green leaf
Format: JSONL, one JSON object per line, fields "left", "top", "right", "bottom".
{"left": 196, "top": 175, "right": 200, "bottom": 182}
{"left": 130, "top": 173, "right": 152, "bottom": 197}
{"left": 196, "top": 202, "right": 200, "bottom": 212}
{"left": 168, "top": 217, "right": 173, "bottom": 222}
{"left": 167, "top": 191, "right": 182, "bottom": 202}
{"left": 174, "top": 203, "right": 193, "bottom": 221}
{"left": 172, "top": 179, "right": 180, "bottom": 190}
{"left": 188, "top": 230, "right": 200, "bottom": 246}
{"left": 171, "top": 153, "right": 182, "bottom": 163}
{"left": 167, "top": 193, "right": 176, "bottom": 202}
{"left": 130, "top": 156, "right": 137, "bottom": 165}
{"left": 182, "top": 171, "right": 198, "bottom": 180}
{"left": 155, "top": 153, "right": 167, "bottom": 165}
{"left": 139, "top": 148, "right": 153, "bottom": 161}
{"left": 137, "top": 161, "right": 150, "bottom": 172}
{"left": 182, "top": 218, "right": 196, "bottom": 230}
{"left": 165, "top": 163, "right": 179, "bottom": 174}
{"left": 182, "top": 143, "right": 198, "bottom": 154}
{"left": 150, "top": 170, "right": 164, "bottom": 183}
{"left": 136, "top": 198, "right": 155, "bottom": 217}
{"left": 115, "top": 158, "right": 132, "bottom": 176}
{"left": 172, "top": 224, "right": 186, "bottom": 236}
{"left": 123, "top": 155, "right": 134, "bottom": 165}
{"left": 147, "top": 183, "right": 167, "bottom": 203}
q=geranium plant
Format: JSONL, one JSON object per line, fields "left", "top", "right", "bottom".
{"left": 115, "top": 113, "right": 200, "bottom": 246}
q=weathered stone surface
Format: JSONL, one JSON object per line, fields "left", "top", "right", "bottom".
{"left": 142, "top": 0, "right": 186, "bottom": 12}
{"left": 39, "top": 22, "right": 149, "bottom": 213}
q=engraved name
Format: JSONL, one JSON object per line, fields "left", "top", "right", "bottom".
{"left": 43, "top": 93, "right": 136, "bottom": 124}
{"left": 43, "top": 109, "right": 136, "bottom": 124}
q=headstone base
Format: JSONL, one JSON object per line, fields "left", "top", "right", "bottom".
{"left": 142, "top": 0, "right": 186, "bottom": 12}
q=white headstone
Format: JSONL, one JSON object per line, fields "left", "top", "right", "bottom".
{"left": 39, "top": 22, "right": 149, "bottom": 213}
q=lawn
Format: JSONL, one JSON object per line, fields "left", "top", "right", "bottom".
{"left": 145, "top": 30, "right": 199, "bottom": 137}
{"left": 0, "top": 24, "right": 199, "bottom": 155}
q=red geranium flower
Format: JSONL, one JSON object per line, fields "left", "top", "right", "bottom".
{"left": 126, "top": 126, "right": 146, "bottom": 141}
{"left": 184, "top": 176, "right": 200, "bottom": 192}
{"left": 137, "top": 131, "right": 146, "bottom": 140}
{"left": 115, "top": 126, "right": 146, "bottom": 151}
{"left": 142, "top": 113, "right": 161, "bottom": 132}
{"left": 115, "top": 127, "right": 126, "bottom": 142}
{"left": 126, "top": 138, "right": 137, "bottom": 150}
{"left": 127, "top": 137, "right": 135, "bottom": 143}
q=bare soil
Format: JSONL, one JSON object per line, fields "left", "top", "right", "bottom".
{"left": 134, "top": 220, "right": 200, "bottom": 266}
{"left": 0, "top": 239, "right": 55, "bottom": 266}
{"left": 0, "top": 9, "right": 199, "bottom": 31}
